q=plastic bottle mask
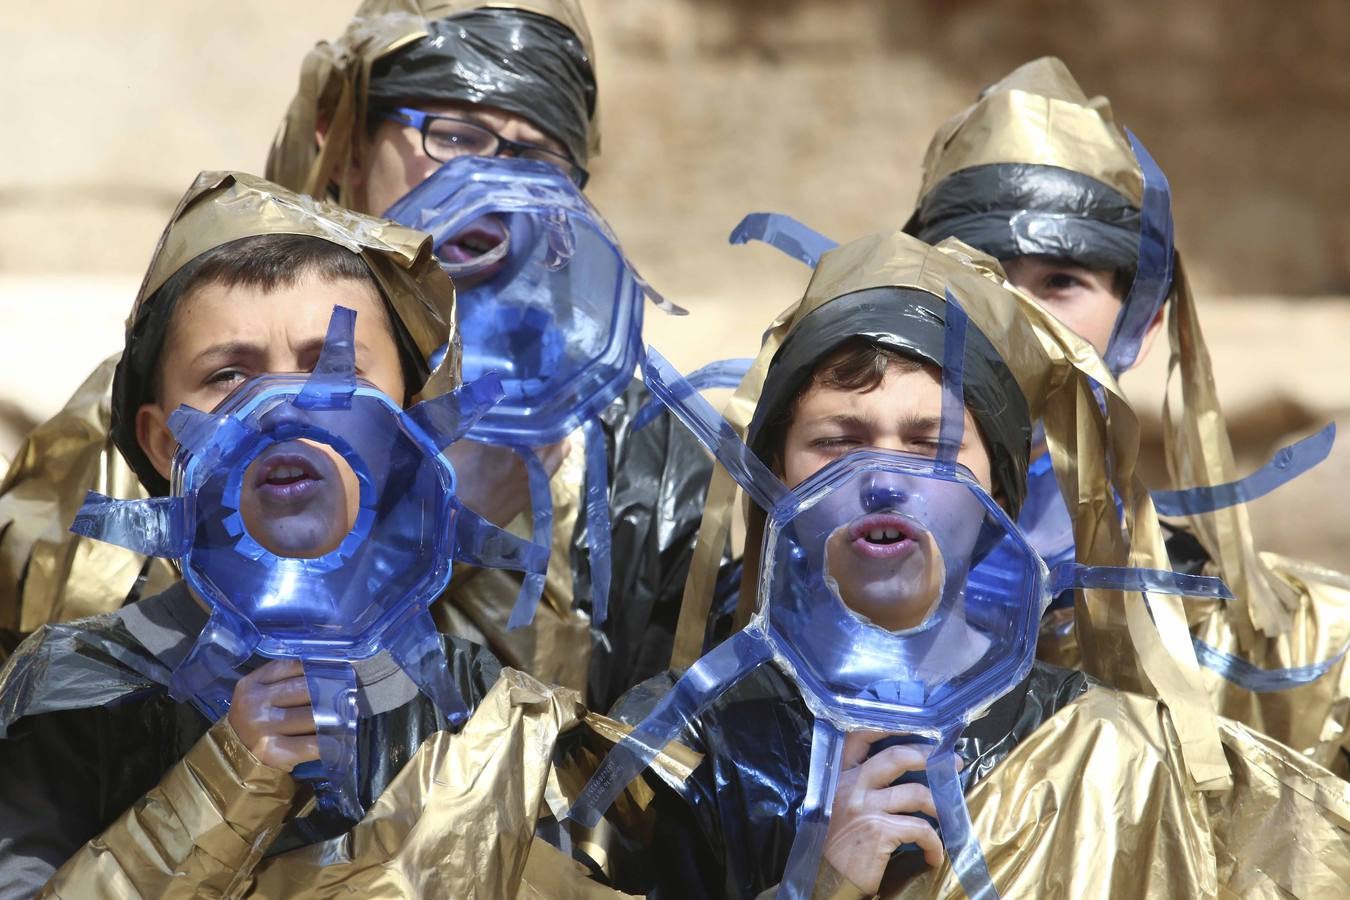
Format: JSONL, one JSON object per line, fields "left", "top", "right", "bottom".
{"left": 71, "top": 306, "right": 547, "bottom": 820}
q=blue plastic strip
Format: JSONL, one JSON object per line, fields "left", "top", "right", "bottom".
{"left": 69, "top": 492, "right": 192, "bottom": 559}
{"left": 541, "top": 208, "right": 577, "bottom": 271}
{"left": 167, "top": 608, "right": 259, "bottom": 720}
{"left": 642, "top": 347, "right": 790, "bottom": 514}
{"left": 403, "top": 373, "right": 506, "bottom": 451}
{"left": 302, "top": 658, "right": 363, "bottom": 820}
{"left": 565, "top": 629, "right": 774, "bottom": 827}
{"left": 454, "top": 505, "right": 550, "bottom": 576}
{"left": 929, "top": 731, "right": 1001, "bottom": 900}
{"left": 1104, "top": 131, "right": 1174, "bottom": 375}
{"left": 504, "top": 445, "right": 553, "bottom": 630}
{"left": 1192, "top": 636, "right": 1350, "bottom": 694}
{"left": 295, "top": 306, "right": 358, "bottom": 410}
{"left": 728, "top": 212, "right": 840, "bottom": 268}
{"left": 581, "top": 417, "right": 612, "bottom": 626}
{"left": 1151, "top": 423, "right": 1336, "bottom": 516}
{"left": 632, "top": 357, "right": 754, "bottom": 432}
{"left": 937, "top": 289, "right": 970, "bottom": 471}
{"left": 1049, "top": 562, "right": 1234, "bottom": 600}
{"left": 386, "top": 611, "right": 471, "bottom": 726}
{"left": 167, "top": 406, "right": 255, "bottom": 462}
{"left": 778, "top": 719, "right": 847, "bottom": 900}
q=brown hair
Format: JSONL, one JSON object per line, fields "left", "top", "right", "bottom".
{"left": 756, "top": 338, "right": 925, "bottom": 471}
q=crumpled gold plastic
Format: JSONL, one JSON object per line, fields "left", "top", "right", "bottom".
{"left": 40, "top": 669, "right": 649, "bottom": 899}
{"left": 912, "top": 57, "right": 1142, "bottom": 212}
{"left": 0, "top": 171, "right": 461, "bottom": 641}
{"left": 919, "top": 56, "right": 1350, "bottom": 773}
{"left": 265, "top": 0, "right": 599, "bottom": 207}
{"left": 879, "top": 686, "right": 1350, "bottom": 899}
{"left": 0, "top": 356, "right": 175, "bottom": 637}
{"left": 677, "top": 229, "right": 1231, "bottom": 789}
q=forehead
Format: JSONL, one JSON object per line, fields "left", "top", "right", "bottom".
{"left": 166, "top": 273, "right": 391, "bottom": 349}
{"left": 793, "top": 363, "right": 945, "bottom": 422}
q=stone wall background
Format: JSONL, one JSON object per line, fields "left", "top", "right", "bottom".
{"left": 2, "top": 0, "right": 1348, "bottom": 565}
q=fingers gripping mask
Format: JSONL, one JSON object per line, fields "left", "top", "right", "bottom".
{"left": 70, "top": 307, "right": 547, "bottom": 820}
{"left": 566, "top": 287, "right": 1234, "bottom": 899}
{"left": 382, "top": 156, "right": 685, "bottom": 632}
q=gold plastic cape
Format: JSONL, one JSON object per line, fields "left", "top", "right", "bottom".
{"left": 37, "top": 669, "right": 656, "bottom": 899}
{"left": 0, "top": 170, "right": 458, "bottom": 640}
{"left": 264, "top": 0, "right": 599, "bottom": 208}
{"left": 919, "top": 56, "right": 1350, "bottom": 773}
{"left": 856, "top": 687, "right": 1350, "bottom": 899}
{"left": 674, "top": 228, "right": 1231, "bottom": 788}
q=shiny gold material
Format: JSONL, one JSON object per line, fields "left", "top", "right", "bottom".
{"left": 918, "top": 56, "right": 1350, "bottom": 772}
{"left": 0, "top": 356, "right": 174, "bottom": 635}
{"left": 38, "top": 669, "right": 645, "bottom": 899}
{"left": 914, "top": 56, "right": 1142, "bottom": 209}
{"left": 678, "top": 229, "right": 1231, "bottom": 788}
{"left": 0, "top": 171, "right": 458, "bottom": 640}
{"left": 265, "top": 0, "right": 599, "bottom": 207}
{"left": 39, "top": 716, "right": 302, "bottom": 899}
{"left": 880, "top": 687, "right": 1350, "bottom": 899}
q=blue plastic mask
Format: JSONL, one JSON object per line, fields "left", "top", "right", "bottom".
{"left": 384, "top": 156, "right": 748, "bottom": 634}
{"left": 71, "top": 306, "right": 548, "bottom": 820}
{"left": 567, "top": 285, "right": 1234, "bottom": 899}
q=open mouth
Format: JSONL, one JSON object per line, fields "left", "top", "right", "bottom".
{"left": 847, "top": 512, "right": 922, "bottom": 560}
{"left": 251, "top": 444, "right": 328, "bottom": 506}
{"left": 437, "top": 215, "right": 509, "bottom": 266}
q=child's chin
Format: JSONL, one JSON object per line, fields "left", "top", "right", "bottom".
{"left": 255, "top": 518, "right": 345, "bottom": 559}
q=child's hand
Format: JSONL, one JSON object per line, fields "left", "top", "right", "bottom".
{"left": 225, "top": 659, "right": 320, "bottom": 772}
{"left": 444, "top": 438, "right": 570, "bottom": 528}
{"left": 822, "top": 731, "right": 955, "bottom": 893}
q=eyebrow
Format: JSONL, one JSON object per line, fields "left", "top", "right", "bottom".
{"left": 191, "top": 336, "right": 374, "bottom": 368}
{"left": 814, "top": 413, "right": 946, "bottom": 431}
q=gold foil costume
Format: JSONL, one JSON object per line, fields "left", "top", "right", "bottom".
{"left": 911, "top": 56, "right": 1350, "bottom": 774}
{"left": 37, "top": 669, "right": 640, "bottom": 900}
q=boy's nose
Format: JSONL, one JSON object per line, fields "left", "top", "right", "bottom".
{"left": 861, "top": 472, "right": 911, "bottom": 511}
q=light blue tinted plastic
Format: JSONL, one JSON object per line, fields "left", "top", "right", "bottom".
{"left": 1151, "top": 423, "right": 1336, "bottom": 516}
{"left": 383, "top": 155, "right": 672, "bottom": 446}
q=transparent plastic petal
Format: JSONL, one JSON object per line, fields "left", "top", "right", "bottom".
{"left": 729, "top": 212, "right": 839, "bottom": 268}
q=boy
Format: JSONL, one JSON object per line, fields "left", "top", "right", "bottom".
{"left": 602, "top": 231, "right": 1350, "bottom": 898}
{"left": 907, "top": 57, "right": 1350, "bottom": 775}
{"left": 0, "top": 172, "right": 601, "bottom": 899}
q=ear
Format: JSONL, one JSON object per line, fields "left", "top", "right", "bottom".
{"left": 315, "top": 111, "right": 367, "bottom": 191}
{"left": 1128, "top": 305, "right": 1168, "bottom": 372}
{"left": 136, "top": 402, "right": 178, "bottom": 482}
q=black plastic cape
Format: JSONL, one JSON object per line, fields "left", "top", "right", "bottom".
{"left": 605, "top": 660, "right": 1090, "bottom": 899}
{"left": 907, "top": 163, "right": 1141, "bottom": 276}
{"left": 575, "top": 381, "right": 718, "bottom": 710}
{"left": 0, "top": 582, "right": 501, "bottom": 900}
{"left": 367, "top": 8, "right": 596, "bottom": 167}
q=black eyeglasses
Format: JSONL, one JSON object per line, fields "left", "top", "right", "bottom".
{"left": 382, "top": 107, "right": 589, "bottom": 188}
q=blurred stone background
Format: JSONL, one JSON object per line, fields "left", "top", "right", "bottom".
{"left": 2, "top": 0, "right": 1348, "bottom": 565}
